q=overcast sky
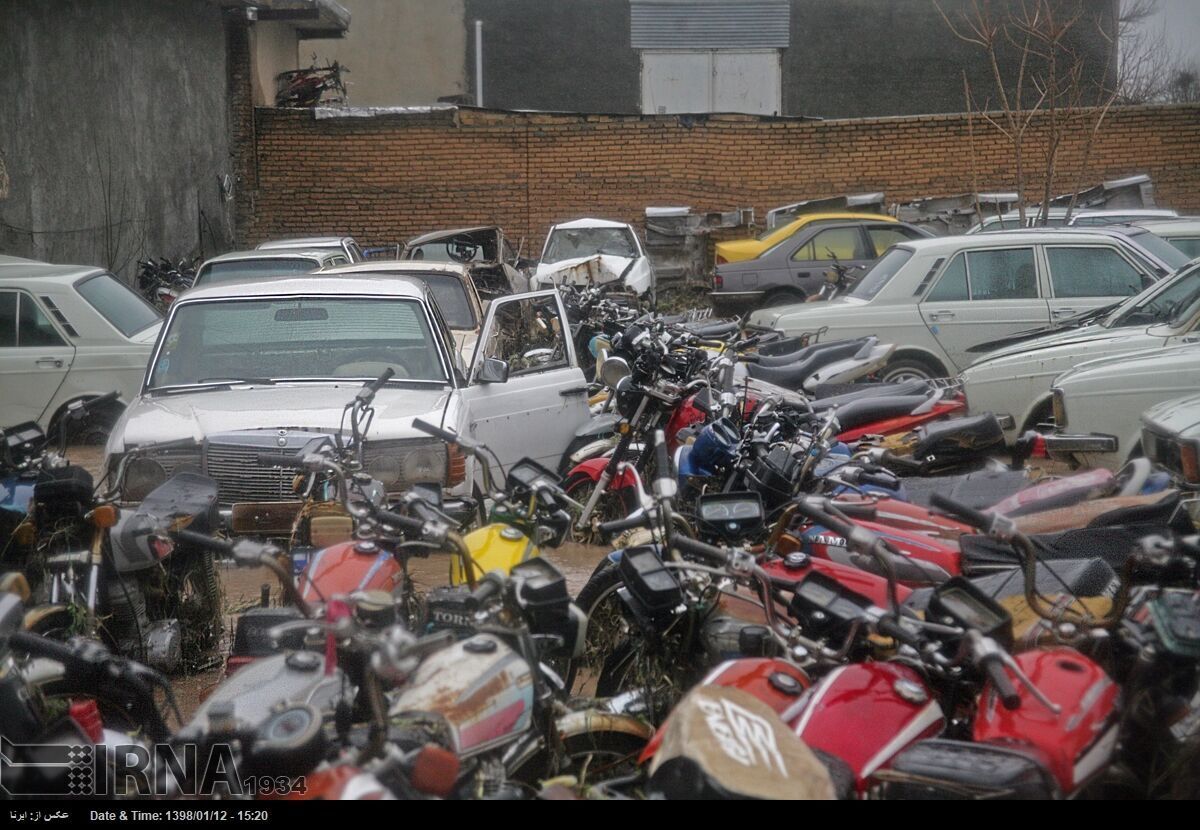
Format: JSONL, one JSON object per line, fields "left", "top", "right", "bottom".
{"left": 1126, "top": 0, "right": 1200, "bottom": 67}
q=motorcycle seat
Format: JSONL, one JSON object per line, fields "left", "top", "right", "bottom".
{"left": 827, "top": 394, "right": 933, "bottom": 432}
{"left": 910, "top": 413, "right": 1004, "bottom": 459}
{"left": 753, "top": 338, "right": 860, "bottom": 368}
{"left": 958, "top": 526, "right": 1160, "bottom": 573}
{"left": 685, "top": 320, "right": 741, "bottom": 340}
{"left": 745, "top": 340, "right": 868, "bottom": 389}
{"left": 810, "top": 380, "right": 932, "bottom": 409}
{"left": 904, "top": 558, "right": 1119, "bottom": 611}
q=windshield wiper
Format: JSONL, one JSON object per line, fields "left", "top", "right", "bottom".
{"left": 149, "top": 377, "right": 277, "bottom": 396}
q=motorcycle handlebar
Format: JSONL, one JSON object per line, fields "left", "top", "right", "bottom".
{"left": 82, "top": 391, "right": 121, "bottom": 412}
{"left": 172, "top": 528, "right": 233, "bottom": 553}
{"left": 929, "top": 493, "right": 992, "bottom": 531}
{"left": 8, "top": 631, "right": 84, "bottom": 669}
{"left": 465, "top": 572, "right": 505, "bottom": 611}
{"left": 672, "top": 535, "right": 730, "bottom": 567}
{"left": 875, "top": 615, "right": 923, "bottom": 651}
{"left": 374, "top": 508, "right": 426, "bottom": 534}
{"left": 358, "top": 367, "right": 395, "bottom": 400}
{"left": 412, "top": 418, "right": 476, "bottom": 453}
{"left": 256, "top": 452, "right": 308, "bottom": 470}
{"left": 980, "top": 655, "right": 1022, "bottom": 711}
{"left": 598, "top": 513, "right": 648, "bottom": 538}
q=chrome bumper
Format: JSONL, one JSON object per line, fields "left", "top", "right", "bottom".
{"left": 1043, "top": 433, "right": 1118, "bottom": 454}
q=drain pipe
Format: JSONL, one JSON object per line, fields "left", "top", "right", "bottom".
{"left": 474, "top": 19, "right": 483, "bottom": 107}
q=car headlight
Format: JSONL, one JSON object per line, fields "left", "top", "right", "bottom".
{"left": 1051, "top": 388, "right": 1067, "bottom": 429}
{"left": 123, "top": 457, "right": 167, "bottom": 501}
{"left": 367, "top": 455, "right": 403, "bottom": 487}
{"left": 402, "top": 445, "right": 447, "bottom": 485}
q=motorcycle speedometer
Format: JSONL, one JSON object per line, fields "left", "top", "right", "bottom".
{"left": 248, "top": 703, "right": 328, "bottom": 779}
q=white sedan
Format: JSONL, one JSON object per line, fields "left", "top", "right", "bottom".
{"left": 750, "top": 231, "right": 1158, "bottom": 382}
{"left": 0, "top": 259, "right": 161, "bottom": 436}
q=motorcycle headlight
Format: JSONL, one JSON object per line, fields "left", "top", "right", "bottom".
{"left": 123, "top": 457, "right": 166, "bottom": 501}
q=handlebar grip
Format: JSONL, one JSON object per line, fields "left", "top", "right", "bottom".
{"left": 375, "top": 508, "right": 426, "bottom": 533}
{"left": 465, "top": 572, "right": 504, "bottom": 610}
{"left": 929, "top": 493, "right": 992, "bottom": 531}
{"left": 256, "top": 452, "right": 307, "bottom": 470}
{"left": 981, "top": 656, "right": 1022, "bottom": 710}
{"left": 791, "top": 499, "right": 857, "bottom": 540}
{"left": 172, "top": 529, "right": 234, "bottom": 553}
{"left": 875, "top": 616, "right": 923, "bottom": 651}
{"left": 598, "top": 514, "right": 648, "bottom": 538}
{"left": 358, "top": 368, "right": 396, "bottom": 400}
{"left": 672, "top": 536, "right": 730, "bottom": 567}
{"left": 8, "top": 631, "right": 82, "bottom": 667}
{"left": 412, "top": 418, "right": 461, "bottom": 446}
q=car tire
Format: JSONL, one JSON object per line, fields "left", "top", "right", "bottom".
{"left": 762, "top": 288, "right": 806, "bottom": 308}
{"left": 881, "top": 357, "right": 941, "bottom": 382}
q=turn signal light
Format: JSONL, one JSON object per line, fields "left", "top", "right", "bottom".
{"left": 1180, "top": 441, "right": 1200, "bottom": 485}
{"left": 446, "top": 443, "right": 466, "bottom": 487}
{"left": 88, "top": 505, "right": 119, "bottom": 529}
{"left": 713, "top": 273, "right": 723, "bottom": 290}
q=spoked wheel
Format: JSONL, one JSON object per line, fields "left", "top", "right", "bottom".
{"left": 170, "top": 553, "right": 224, "bottom": 670}
{"left": 557, "top": 729, "right": 650, "bottom": 789}
{"left": 561, "top": 562, "right": 629, "bottom": 699}
{"left": 562, "top": 476, "right": 628, "bottom": 546}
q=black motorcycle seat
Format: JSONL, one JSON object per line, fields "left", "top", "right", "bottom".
{"left": 903, "top": 469, "right": 1031, "bottom": 509}
{"left": 685, "top": 320, "right": 741, "bottom": 340}
{"left": 904, "top": 558, "right": 1119, "bottom": 611}
{"left": 910, "top": 413, "right": 1004, "bottom": 459}
{"left": 745, "top": 340, "right": 867, "bottom": 389}
{"left": 810, "top": 380, "right": 932, "bottom": 409}
{"left": 958, "top": 526, "right": 1160, "bottom": 573}
{"left": 754, "top": 338, "right": 860, "bottom": 368}
{"left": 756, "top": 335, "right": 810, "bottom": 358}
{"left": 826, "top": 394, "right": 932, "bottom": 432}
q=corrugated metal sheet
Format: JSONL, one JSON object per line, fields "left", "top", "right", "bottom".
{"left": 631, "top": 1, "right": 790, "bottom": 49}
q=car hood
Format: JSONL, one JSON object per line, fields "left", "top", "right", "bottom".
{"left": 968, "top": 324, "right": 1133, "bottom": 363}
{"left": 964, "top": 328, "right": 1159, "bottom": 377}
{"left": 1056, "top": 342, "right": 1200, "bottom": 389}
{"left": 1142, "top": 391, "right": 1200, "bottom": 437}
{"left": 533, "top": 254, "right": 638, "bottom": 286}
{"left": 749, "top": 296, "right": 867, "bottom": 328}
{"left": 114, "top": 384, "right": 452, "bottom": 450}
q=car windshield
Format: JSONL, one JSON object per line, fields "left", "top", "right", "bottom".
{"left": 849, "top": 247, "right": 914, "bottom": 300}
{"left": 149, "top": 297, "right": 447, "bottom": 389}
{"left": 406, "top": 232, "right": 498, "bottom": 264}
{"left": 196, "top": 258, "right": 318, "bottom": 286}
{"left": 75, "top": 273, "right": 161, "bottom": 336}
{"left": 1106, "top": 262, "right": 1200, "bottom": 328}
{"left": 542, "top": 227, "right": 638, "bottom": 264}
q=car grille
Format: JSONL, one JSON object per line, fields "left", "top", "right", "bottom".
{"left": 205, "top": 443, "right": 297, "bottom": 505}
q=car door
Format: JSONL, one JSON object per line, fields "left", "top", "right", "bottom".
{"left": 456, "top": 289, "right": 590, "bottom": 474}
{"left": 0, "top": 290, "right": 76, "bottom": 425}
{"left": 918, "top": 246, "right": 1050, "bottom": 370}
{"left": 1042, "top": 244, "right": 1152, "bottom": 323}
{"left": 786, "top": 226, "right": 873, "bottom": 288}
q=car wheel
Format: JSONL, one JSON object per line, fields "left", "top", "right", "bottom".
{"left": 881, "top": 357, "right": 940, "bottom": 382}
{"left": 762, "top": 288, "right": 806, "bottom": 308}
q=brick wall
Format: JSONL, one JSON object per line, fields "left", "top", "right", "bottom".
{"left": 245, "top": 104, "right": 1200, "bottom": 251}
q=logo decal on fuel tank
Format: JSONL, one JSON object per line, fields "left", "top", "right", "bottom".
{"left": 696, "top": 697, "right": 788, "bottom": 776}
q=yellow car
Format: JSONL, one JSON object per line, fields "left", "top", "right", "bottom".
{"left": 715, "top": 212, "right": 902, "bottom": 265}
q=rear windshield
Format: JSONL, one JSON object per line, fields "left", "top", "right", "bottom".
{"left": 74, "top": 273, "right": 161, "bottom": 336}
{"left": 849, "top": 247, "right": 914, "bottom": 300}
{"left": 1128, "top": 231, "right": 1191, "bottom": 272}
{"left": 196, "top": 258, "right": 318, "bottom": 286}
{"left": 393, "top": 272, "right": 475, "bottom": 329}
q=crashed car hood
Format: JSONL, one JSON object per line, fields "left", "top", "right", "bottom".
{"left": 533, "top": 254, "right": 634, "bottom": 286}
{"left": 1058, "top": 342, "right": 1200, "bottom": 385}
{"left": 113, "top": 384, "right": 452, "bottom": 450}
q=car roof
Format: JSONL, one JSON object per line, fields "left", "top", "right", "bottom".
{"left": 898, "top": 229, "right": 1137, "bottom": 255}
{"left": 1072, "top": 208, "right": 1178, "bottom": 218}
{"left": 1135, "top": 218, "right": 1200, "bottom": 234}
{"left": 178, "top": 274, "right": 430, "bottom": 303}
{"left": 405, "top": 226, "right": 499, "bottom": 245}
{"left": 0, "top": 261, "right": 107, "bottom": 283}
{"left": 321, "top": 261, "right": 472, "bottom": 278}
{"left": 780, "top": 212, "right": 898, "bottom": 227}
{"left": 255, "top": 236, "right": 352, "bottom": 249}
{"left": 200, "top": 249, "right": 336, "bottom": 265}
{"left": 550, "top": 218, "right": 634, "bottom": 230}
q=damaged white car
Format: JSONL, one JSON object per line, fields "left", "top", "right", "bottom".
{"left": 103, "top": 276, "right": 592, "bottom": 533}
{"left": 531, "top": 218, "right": 655, "bottom": 298}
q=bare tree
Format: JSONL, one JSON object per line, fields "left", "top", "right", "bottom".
{"left": 937, "top": 0, "right": 1122, "bottom": 224}
{"left": 90, "top": 137, "right": 146, "bottom": 279}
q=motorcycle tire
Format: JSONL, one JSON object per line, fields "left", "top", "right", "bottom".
{"left": 166, "top": 551, "right": 224, "bottom": 670}
{"left": 560, "top": 561, "right": 627, "bottom": 698}
{"left": 562, "top": 475, "right": 628, "bottom": 546}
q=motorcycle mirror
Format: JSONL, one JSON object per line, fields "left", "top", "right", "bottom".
{"left": 599, "top": 356, "right": 632, "bottom": 388}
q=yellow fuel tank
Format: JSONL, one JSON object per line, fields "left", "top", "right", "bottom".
{"left": 452, "top": 523, "right": 540, "bottom": 585}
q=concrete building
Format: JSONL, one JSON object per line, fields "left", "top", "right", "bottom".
{"left": 294, "top": 0, "right": 1119, "bottom": 117}
{"left": 0, "top": 0, "right": 348, "bottom": 277}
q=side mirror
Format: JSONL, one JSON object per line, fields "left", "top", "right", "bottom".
{"left": 475, "top": 357, "right": 510, "bottom": 384}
